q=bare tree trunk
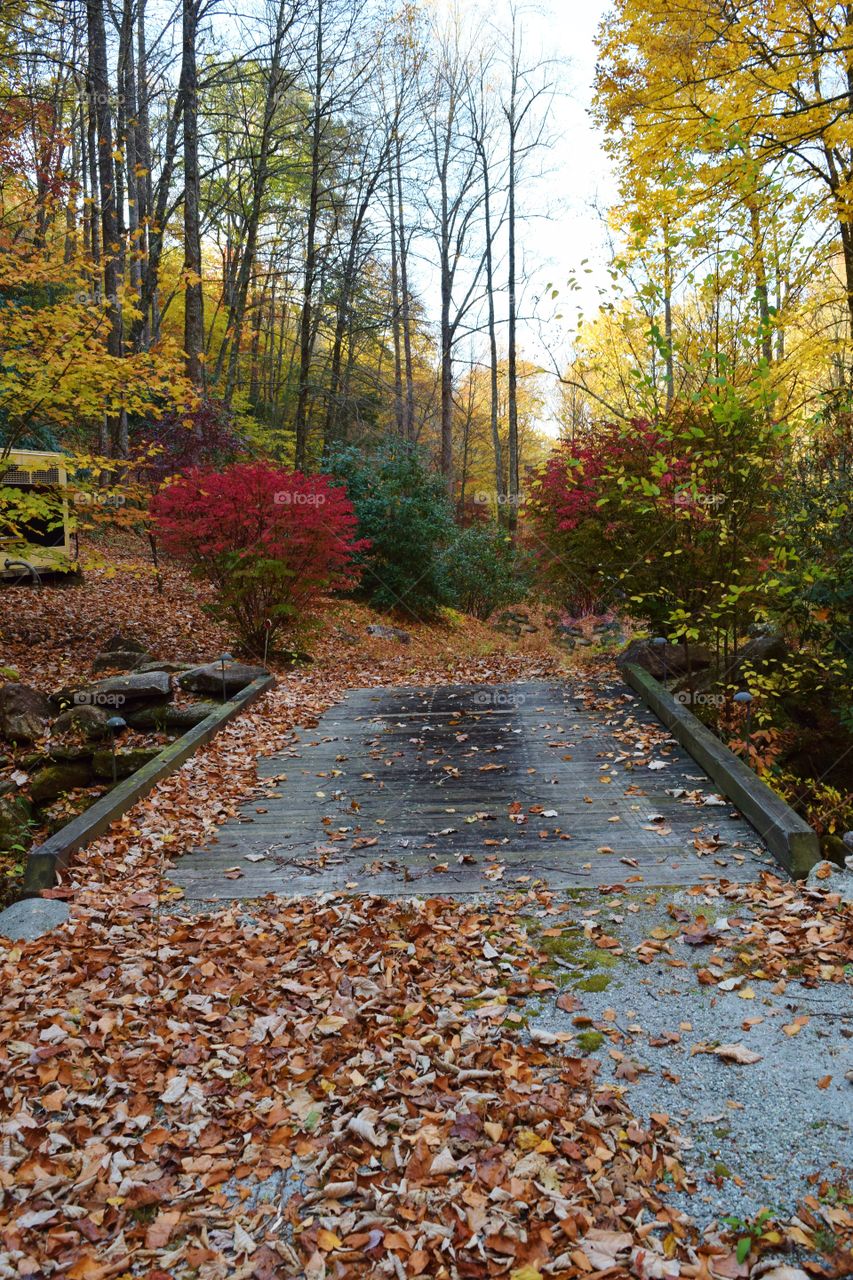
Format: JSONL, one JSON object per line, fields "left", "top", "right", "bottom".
{"left": 473, "top": 109, "right": 505, "bottom": 520}
{"left": 395, "top": 139, "right": 415, "bottom": 440}
{"left": 121, "top": 0, "right": 142, "bottom": 313}
{"left": 747, "top": 202, "right": 773, "bottom": 364}
{"left": 135, "top": 0, "right": 154, "bottom": 344}
{"left": 506, "top": 113, "right": 519, "bottom": 531}
{"left": 181, "top": 0, "right": 205, "bottom": 389}
{"left": 87, "top": 0, "right": 126, "bottom": 455}
{"left": 663, "top": 237, "right": 674, "bottom": 411}
{"left": 388, "top": 160, "right": 404, "bottom": 434}
{"left": 294, "top": 0, "right": 324, "bottom": 469}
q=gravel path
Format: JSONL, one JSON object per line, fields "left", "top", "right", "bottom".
{"left": 521, "top": 886, "right": 853, "bottom": 1232}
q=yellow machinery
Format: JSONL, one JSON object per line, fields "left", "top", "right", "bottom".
{"left": 0, "top": 449, "right": 75, "bottom": 579}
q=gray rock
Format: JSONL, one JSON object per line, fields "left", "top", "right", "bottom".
{"left": 842, "top": 831, "right": 853, "bottom": 852}
{"left": 92, "top": 746, "right": 161, "bottom": 779}
{"left": 55, "top": 671, "right": 171, "bottom": 709}
{"left": 92, "top": 650, "right": 151, "bottom": 674}
{"left": 0, "top": 683, "right": 53, "bottom": 743}
{"left": 0, "top": 791, "right": 34, "bottom": 852}
{"left": 135, "top": 661, "right": 197, "bottom": 675}
{"left": 806, "top": 859, "right": 853, "bottom": 905}
{"left": 725, "top": 632, "right": 788, "bottom": 676}
{"left": 126, "top": 701, "right": 219, "bottom": 731}
{"left": 43, "top": 707, "right": 109, "bottom": 763}
{"left": 365, "top": 625, "right": 412, "bottom": 644}
{"left": 617, "top": 638, "right": 713, "bottom": 681}
{"left": 51, "top": 705, "right": 110, "bottom": 740}
{"left": 0, "top": 898, "right": 70, "bottom": 941}
{"left": 178, "top": 662, "right": 266, "bottom": 696}
{"left": 44, "top": 742, "right": 96, "bottom": 764}
{"left": 103, "top": 633, "right": 147, "bottom": 654}
{"left": 29, "top": 761, "right": 93, "bottom": 804}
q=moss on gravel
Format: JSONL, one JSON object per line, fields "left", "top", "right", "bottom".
{"left": 575, "top": 1030, "right": 604, "bottom": 1054}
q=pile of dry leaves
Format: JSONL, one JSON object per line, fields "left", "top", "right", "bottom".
{"left": 1, "top": 892, "right": 772, "bottom": 1280}
{"left": 634, "top": 873, "right": 852, "bottom": 989}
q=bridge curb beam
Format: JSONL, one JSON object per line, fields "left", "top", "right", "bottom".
{"left": 624, "top": 663, "right": 820, "bottom": 878}
{"left": 21, "top": 674, "right": 276, "bottom": 897}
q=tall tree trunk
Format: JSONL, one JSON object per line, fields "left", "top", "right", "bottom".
{"left": 222, "top": 0, "right": 295, "bottom": 406}
{"left": 294, "top": 0, "right": 324, "bottom": 469}
{"left": 663, "top": 236, "right": 674, "bottom": 410}
{"left": 387, "top": 160, "right": 404, "bottom": 434}
{"left": 135, "top": 0, "right": 154, "bottom": 344}
{"left": 476, "top": 133, "right": 505, "bottom": 521}
{"left": 747, "top": 202, "right": 773, "bottom": 364}
{"left": 121, "top": 1, "right": 142, "bottom": 313}
{"left": 181, "top": 0, "right": 205, "bottom": 388}
{"left": 506, "top": 116, "right": 519, "bottom": 532}
{"left": 395, "top": 139, "right": 415, "bottom": 440}
{"left": 87, "top": 0, "right": 126, "bottom": 454}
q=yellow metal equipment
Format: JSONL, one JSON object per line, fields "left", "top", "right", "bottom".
{"left": 0, "top": 449, "right": 75, "bottom": 578}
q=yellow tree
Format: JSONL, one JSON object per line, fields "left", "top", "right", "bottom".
{"left": 595, "top": 0, "right": 853, "bottom": 356}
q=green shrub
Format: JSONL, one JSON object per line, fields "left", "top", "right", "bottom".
{"left": 444, "top": 524, "right": 527, "bottom": 619}
{"left": 326, "top": 442, "right": 455, "bottom": 620}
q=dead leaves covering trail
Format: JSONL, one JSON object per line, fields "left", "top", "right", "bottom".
{"left": 635, "top": 873, "right": 852, "bottom": 988}
{"left": 0, "top": 894, "right": 719, "bottom": 1279}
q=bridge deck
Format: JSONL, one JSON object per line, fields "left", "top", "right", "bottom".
{"left": 170, "top": 679, "right": 776, "bottom": 899}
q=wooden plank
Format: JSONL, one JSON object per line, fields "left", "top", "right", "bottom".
{"left": 23, "top": 675, "right": 276, "bottom": 895}
{"left": 623, "top": 663, "right": 820, "bottom": 876}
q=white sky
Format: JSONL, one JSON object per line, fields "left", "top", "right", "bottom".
{"left": 419, "top": 0, "right": 618, "bottom": 420}
{"left": 509, "top": 0, "right": 617, "bottom": 360}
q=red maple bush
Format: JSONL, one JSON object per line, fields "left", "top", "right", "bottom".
{"left": 151, "top": 462, "right": 367, "bottom": 652}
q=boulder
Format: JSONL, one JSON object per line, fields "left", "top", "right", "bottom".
{"left": 103, "top": 633, "right": 148, "bottom": 654}
{"left": 51, "top": 705, "right": 110, "bottom": 740}
{"left": 135, "top": 661, "right": 197, "bottom": 675}
{"left": 366, "top": 625, "right": 412, "bottom": 644}
{"left": 617, "top": 639, "right": 713, "bottom": 681}
{"left": 55, "top": 671, "right": 171, "bottom": 710}
{"left": 29, "top": 761, "right": 93, "bottom": 804}
{"left": 43, "top": 707, "right": 110, "bottom": 763}
{"left": 178, "top": 662, "right": 267, "bottom": 696}
{"left": 725, "top": 633, "right": 789, "bottom": 677}
{"left": 45, "top": 741, "right": 96, "bottom": 763}
{"left": 821, "top": 834, "right": 850, "bottom": 867}
{"left": 92, "top": 746, "right": 161, "bottom": 779}
{"left": 806, "top": 859, "right": 853, "bottom": 906}
{"left": 126, "top": 701, "right": 219, "bottom": 732}
{"left": 0, "top": 683, "right": 53, "bottom": 743}
{"left": 0, "top": 790, "right": 33, "bottom": 852}
{"left": 92, "top": 650, "right": 151, "bottom": 674}
{"left": 0, "top": 898, "right": 70, "bottom": 941}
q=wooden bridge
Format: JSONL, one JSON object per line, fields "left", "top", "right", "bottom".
{"left": 171, "top": 679, "right": 775, "bottom": 899}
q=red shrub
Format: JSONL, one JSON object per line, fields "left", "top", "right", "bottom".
{"left": 151, "top": 463, "right": 367, "bottom": 652}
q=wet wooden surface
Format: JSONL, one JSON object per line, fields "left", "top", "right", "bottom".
{"left": 170, "top": 679, "right": 777, "bottom": 899}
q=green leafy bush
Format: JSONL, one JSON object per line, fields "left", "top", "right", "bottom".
{"left": 444, "top": 524, "right": 527, "bottom": 619}
{"left": 326, "top": 442, "right": 455, "bottom": 620}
